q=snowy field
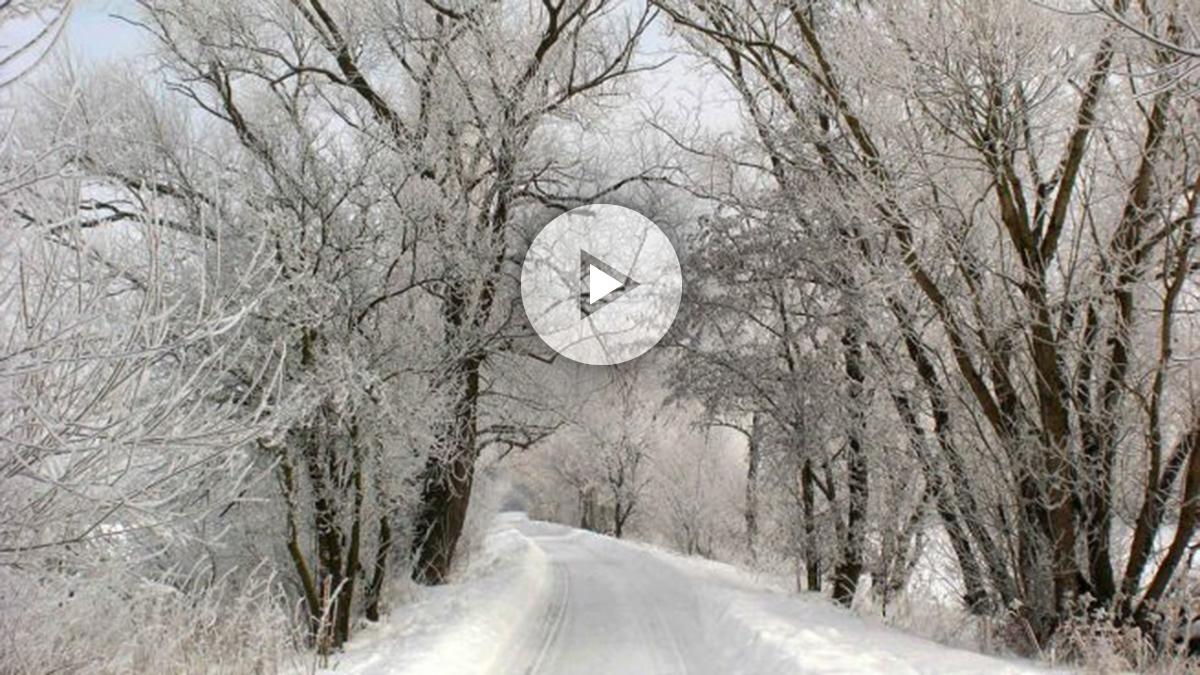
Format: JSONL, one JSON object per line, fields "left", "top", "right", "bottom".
{"left": 315, "top": 514, "right": 1061, "bottom": 675}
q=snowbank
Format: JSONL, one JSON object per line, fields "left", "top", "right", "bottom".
{"left": 313, "top": 512, "right": 551, "bottom": 675}
{"left": 637, "top": 543, "right": 1059, "bottom": 675}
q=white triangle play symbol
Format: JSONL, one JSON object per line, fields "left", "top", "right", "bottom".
{"left": 579, "top": 250, "right": 640, "bottom": 317}
{"left": 589, "top": 265, "right": 624, "bottom": 304}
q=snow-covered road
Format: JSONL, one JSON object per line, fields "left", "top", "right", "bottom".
{"left": 496, "top": 519, "right": 718, "bottom": 674}
{"left": 494, "top": 517, "right": 1050, "bottom": 675}
{"left": 321, "top": 514, "right": 1056, "bottom": 675}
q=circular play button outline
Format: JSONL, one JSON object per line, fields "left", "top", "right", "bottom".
{"left": 521, "top": 205, "right": 682, "bottom": 366}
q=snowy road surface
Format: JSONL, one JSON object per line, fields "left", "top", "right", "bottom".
{"left": 496, "top": 519, "right": 717, "bottom": 674}
{"left": 321, "top": 514, "right": 1053, "bottom": 675}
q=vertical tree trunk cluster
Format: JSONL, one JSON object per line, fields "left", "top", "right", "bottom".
{"left": 272, "top": 366, "right": 397, "bottom": 649}
{"left": 662, "top": 0, "right": 1200, "bottom": 649}
{"left": 745, "top": 412, "right": 762, "bottom": 558}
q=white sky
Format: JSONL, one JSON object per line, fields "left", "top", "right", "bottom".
{"left": 64, "top": 0, "right": 144, "bottom": 61}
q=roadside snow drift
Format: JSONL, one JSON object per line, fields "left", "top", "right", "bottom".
{"left": 647, "top": 548, "right": 1052, "bottom": 674}
{"left": 315, "top": 512, "right": 551, "bottom": 675}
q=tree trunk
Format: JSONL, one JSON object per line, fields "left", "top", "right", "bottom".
{"left": 334, "top": 437, "right": 366, "bottom": 646}
{"left": 614, "top": 497, "right": 630, "bottom": 538}
{"left": 276, "top": 449, "right": 322, "bottom": 641}
{"left": 364, "top": 514, "right": 392, "bottom": 622}
{"left": 411, "top": 351, "right": 483, "bottom": 585}
{"left": 889, "top": 298, "right": 1016, "bottom": 606}
{"left": 746, "top": 412, "right": 763, "bottom": 558}
{"left": 801, "top": 458, "right": 821, "bottom": 592}
{"left": 307, "top": 437, "right": 347, "bottom": 645}
{"left": 1120, "top": 169, "right": 1200, "bottom": 618}
{"left": 580, "top": 486, "right": 597, "bottom": 531}
{"left": 1094, "top": 86, "right": 1174, "bottom": 610}
{"left": 1136, "top": 413, "right": 1200, "bottom": 620}
{"left": 832, "top": 325, "right": 868, "bottom": 607}
{"left": 888, "top": 383, "right": 990, "bottom": 612}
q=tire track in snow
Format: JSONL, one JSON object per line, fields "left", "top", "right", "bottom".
{"left": 524, "top": 562, "right": 571, "bottom": 675}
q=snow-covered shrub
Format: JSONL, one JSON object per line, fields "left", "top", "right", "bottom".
{"left": 0, "top": 563, "right": 297, "bottom": 674}
{"left": 1052, "top": 612, "right": 1155, "bottom": 673}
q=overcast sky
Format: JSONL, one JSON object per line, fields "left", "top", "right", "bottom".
{"left": 64, "top": 0, "right": 144, "bottom": 61}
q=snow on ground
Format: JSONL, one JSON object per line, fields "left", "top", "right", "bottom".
{"left": 638, "top": 543, "right": 1058, "bottom": 674}
{"left": 315, "top": 514, "right": 1059, "bottom": 675}
{"left": 311, "top": 512, "right": 551, "bottom": 675}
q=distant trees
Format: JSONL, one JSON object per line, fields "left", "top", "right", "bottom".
{"left": 528, "top": 367, "right": 656, "bottom": 537}
{"left": 603, "top": 375, "right": 654, "bottom": 538}
{"left": 652, "top": 426, "right": 742, "bottom": 558}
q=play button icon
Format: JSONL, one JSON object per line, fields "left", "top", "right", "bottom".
{"left": 521, "top": 205, "right": 682, "bottom": 365}
{"left": 587, "top": 256, "right": 628, "bottom": 305}
{"left": 581, "top": 250, "right": 640, "bottom": 317}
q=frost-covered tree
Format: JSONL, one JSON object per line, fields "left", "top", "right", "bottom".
{"left": 127, "top": 0, "right": 661, "bottom": 591}
{"left": 0, "top": 65, "right": 291, "bottom": 670}
{"left": 524, "top": 367, "right": 657, "bottom": 537}
{"left": 649, "top": 428, "right": 743, "bottom": 559}
{"left": 659, "top": 0, "right": 1200, "bottom": 649}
